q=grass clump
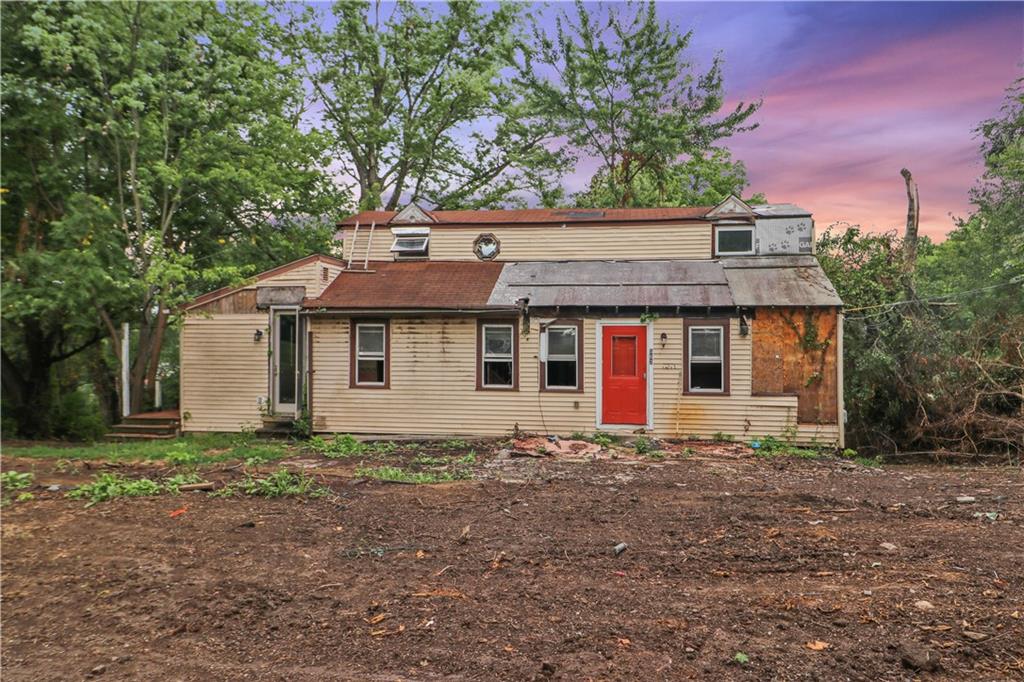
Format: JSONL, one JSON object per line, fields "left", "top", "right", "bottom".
{"left": 356, "top": 465, "right": 469, "bottom": 485}
{"left": 307, "top": 434, "right": 400, "bottom": 459}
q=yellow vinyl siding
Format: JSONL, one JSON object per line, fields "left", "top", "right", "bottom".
{"left": 312, "top": 317, "right": 597, "bottom": 436}
{"left": 340, "top": 223, "right": 713, "bottom": 263}
{"left": 180, "top": 314, "right": 267, "bottom": 432}
{"left": 257, "top": 258, "right": 338, "bottom": 296}
{"left": 310, "top": 315, "right": 836, "bottom": 445}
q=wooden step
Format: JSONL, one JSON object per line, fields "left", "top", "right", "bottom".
{"left": 105, "top": 431, "right": 179, "bottom": 441}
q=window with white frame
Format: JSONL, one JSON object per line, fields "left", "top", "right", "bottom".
{"left": 715, "top": 226, "right": 755, "bottom": 255}
{"left": 543, "top": 325, "right": 578, "bottom": 389}
{"left": 390, "top": 228, "right": 430, "bottom": 259}
{"left": 688, "top": 326, "right": 724, "bottom": 391}
{"left": 481, "top": 323, "right": 515, "bottom": 388}
{"left": 355, "top": 322, "right": 386, "bottom": 386}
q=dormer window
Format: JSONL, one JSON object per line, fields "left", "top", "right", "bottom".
{"left": 715, "top": 226, "right": 755, "bottom": 256}
{"left": 391, "top": 227, "right": 430, "bottom": 259}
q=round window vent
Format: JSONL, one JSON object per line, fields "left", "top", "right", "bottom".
{"left": 473, "top": 233, "right": 500, "bottom": 260}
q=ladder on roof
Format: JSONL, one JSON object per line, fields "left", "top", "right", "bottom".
{"left": 345, "top": 220, "right": 377, "bottom": 270}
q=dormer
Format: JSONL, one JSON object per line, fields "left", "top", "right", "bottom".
{"left": 708, "top": 195, "right": 813, "bottom": 257}
{"left": 389, "top": 202, "right": 435, "bottom": 225}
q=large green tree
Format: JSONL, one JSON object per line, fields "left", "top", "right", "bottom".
{"left": 2, "top": 1, "right": 344, "bottom": 435}
{"left": 519, "top": 0, "right": 761, "bottom": 209}
{"left": 278, "top": 0, "right": 568, "bottom": 210}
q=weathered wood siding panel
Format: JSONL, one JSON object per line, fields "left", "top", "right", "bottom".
{"left": 180, "top": 314, "right": 267, "bottom": 432}
{"left": 311, "top": 317, "right": 598, "bottom": 436}
{"left": 751, "top": 308, "right": 839, "bottom": 424}
{"left": 340, "top": 223, "right": 713, "bottom": 263}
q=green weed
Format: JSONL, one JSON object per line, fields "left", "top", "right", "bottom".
{"left": 854, "top": 456, "right": 882, "bottom": 467}
{"left": 439, "top": 438, "right": 470, "bottom": 451}
{"left": 712, "top": 431, "right": 735, "bottom": 442}
{"left": 590, "top": 432, "right": 615, "bottom": 448}
{"left": 230, "top": 468, "right": 326, "bottom": 498}
{"left": 308, "top": 434, "right": 367, "bottom": 458}
{"left": 753, "top": 435, "right": 822, "bottom": 459}
{"left": 732, "top": 652, "right": 750, "bottom": 665}
{"left": 356, "top": 465, "right": 469, "bottom": 484}
{"left": 67, "top": 473, "right": 163, "bottom": 506}
{"left": 3, "top": 434, "right": 291, "bottom": 465}
{"left": 1, "top": 471, "right": 34, "bottom": 503}
{"left": 633, "top": 436, "right": 655, "bottom": 455}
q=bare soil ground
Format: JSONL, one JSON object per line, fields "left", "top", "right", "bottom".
{"left": 2, "top": 443, "right": 1022, "bottom": 681}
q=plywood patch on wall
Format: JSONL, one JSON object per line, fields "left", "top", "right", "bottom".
{"left": 751, "top": 308, "right": 838, "bottom": 424}
{"left": 189, "top": 288, "right": 259, "bottom": 315}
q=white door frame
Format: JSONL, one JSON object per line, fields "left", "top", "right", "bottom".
{"left": 594, "top": 319, "right": 655, "bottom": 431}
{"left": 271, "top": 306, "right": 301, "bottom": 417}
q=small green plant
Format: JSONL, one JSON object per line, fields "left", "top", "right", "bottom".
{"left": 440, "top": 438, "right": 469, "bottom": 451}
{"left": 711, "top": 431, "right": 735, "bottom": 442}
{"left": 291, "top": 411, "right": 313, "bottom": 438}
{"left": 732, "top": 652, "right": 750, "bottom": 665}
{"left": 2, "top": 471, "right": 35, "bottom": 504}
{"left": 16, "top": 492, "right": 34, "bottom": 502}
{"left": 1, "top": 471, "right": 34, "bottom": 491}
{"left": 570, "top": 431, "right": 587, "bottom": 441}
{"left": 368, "top": 440, "right": 398, "bottom": 455}
{"left": 591, "top": 432, "right": 614, "bottom": 448}
{"left": 841, "top": 448, "right": 858, "bottom": 459}
{"left": 67, "top": 473, "right": 163, "bottom": 506}
{"left": 165, "top": 442, "right": 201, "bottom": 467}
{"left": 646, "top": 450, "right": 666, "bottom": 461}
{"left": 854, "top": 456, "right": 882, "bottom": 468}
{"left": 754, "top": 435, "right": 822, "bottom": 459}
{"left": 633, "top": 436, "right": 655, "bottom": 455}
{"left": 356, "top": 465, "right": 468, "bottom": 484}
{"left": 164, "top": 472, "right": 203, "bottom": 493}
{"left": 681, "top": 446, "right": 695, "bottom": 456}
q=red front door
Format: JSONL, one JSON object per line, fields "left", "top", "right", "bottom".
{"left": 601, "top": 325, "right": 647, "bottom": 425}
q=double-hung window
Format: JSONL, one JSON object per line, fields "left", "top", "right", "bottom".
{"left": 542, "top": 323, "right": 581, "bottom": 390}
{"left": 352, "top": 321, "right": 388, "bottom": 387}
{"left": 687, "top": 324, "right": 726, "bottom": 392}
{"left": 479, "top": 322, "right": 516, "bottom": 389}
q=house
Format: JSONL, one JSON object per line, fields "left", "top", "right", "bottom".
{"left": 180, "top": 196, "right": 844, "bottom": 445}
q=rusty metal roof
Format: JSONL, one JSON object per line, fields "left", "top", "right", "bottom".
{"left": 722, "top": 256, "right": 843, "bottom": 307}
{"left": 307, "top": 261, "right": 507, "bottom": 310}
{"left": 488, "top": 256, "right": 841, "bottom": 309}
{"left": 337, "top": 206, "right": 710, "bottom": 227}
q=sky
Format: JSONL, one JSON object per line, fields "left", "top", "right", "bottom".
{"left": 552, "top": 1, "right": 1023, "bottom": 240}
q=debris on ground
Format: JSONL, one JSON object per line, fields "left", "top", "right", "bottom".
{"left": 511, "top": 436, "right": 601, "bottom": 458}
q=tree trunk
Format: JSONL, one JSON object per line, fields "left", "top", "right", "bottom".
{"left": 900, "top": 168, "right": 920, "bottom": 299}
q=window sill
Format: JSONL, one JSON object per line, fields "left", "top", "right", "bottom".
{"left": 477, "top": 385, "right": 518, "bottom": 392}
{"left": 683, "top": 389, "right": 731, "bottom": 396}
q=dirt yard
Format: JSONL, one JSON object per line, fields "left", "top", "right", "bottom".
{"left": 2, "top": 443, "right": 1022, "bottom": 680}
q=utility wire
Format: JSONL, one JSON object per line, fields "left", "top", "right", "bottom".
{"left": 844, "top": 280, "right": 1020, "bottom": 317}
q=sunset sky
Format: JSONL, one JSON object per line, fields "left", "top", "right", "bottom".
{"left": 550, "top": 1, "right": 1023, "bottom": 240}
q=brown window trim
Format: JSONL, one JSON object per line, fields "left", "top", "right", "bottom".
{"left": 539, "top": 319, "right": 584, "bottom": 393}
{"left": 683, "top": 318, "right": 731, "bottom": 396}
{"left": 349, "top": 318, "right": 390, "bottom": 389}
{"left": 476, "top": 318, "right": 519, "bottom": 391}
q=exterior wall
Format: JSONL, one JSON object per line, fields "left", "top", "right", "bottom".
{"left": 340, "top": 222, "right": 713, "bottom": 263}
{"left": 311, "top": 317, "right": 598, "bottom": 436}
{"left": 309, "top": 314, "right": 840, "bottom": 446}
{"left": 651, "top": 318, "right": 840, "bottom": 445}
{"left": 180, "top": 314, "right": 267, "bottom": 432}
{"left": 181, "top": 257, "right": 342, "bottom": 431}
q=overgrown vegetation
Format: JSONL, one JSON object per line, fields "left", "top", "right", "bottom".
{"left": 818, "top": 81, "right": 1023, "bottom": 457}
{"left": 752, "top": 435, "right": 821, "bottom": 460}
{"left": 307, "top": 435, "right": 399, "bottom": 459}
